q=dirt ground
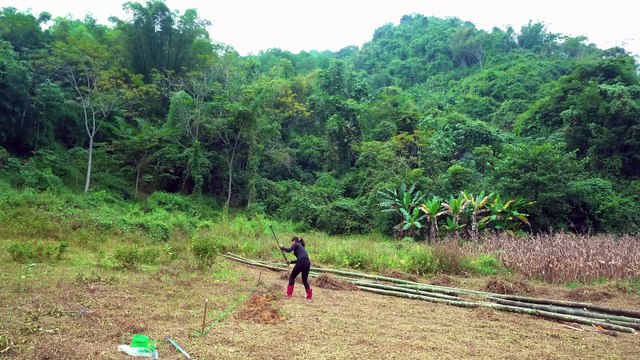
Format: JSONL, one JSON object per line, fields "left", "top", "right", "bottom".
{"left": 1, "top": 258, "right": 639, "bottom": 360}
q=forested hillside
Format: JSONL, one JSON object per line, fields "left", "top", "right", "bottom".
{"left": 1, "top": 3, "right": 639, "bottom": 236}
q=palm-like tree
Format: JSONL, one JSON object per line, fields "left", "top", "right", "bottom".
{"left": 462, "top": 191, "right": 492, "bottom": 242}
{"left": 420, "top": 196, "right": 445, "bottom": 243}
{"left": 441, "top": 194, "right": 468, "bottom": 238}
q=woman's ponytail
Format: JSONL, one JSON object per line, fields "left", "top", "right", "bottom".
{"left": 291, "top": 236, "right": 305, "bottom": 247}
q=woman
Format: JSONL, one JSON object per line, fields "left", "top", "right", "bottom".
{"left": 278, "top": 236, "right": 312, "bottom": 300}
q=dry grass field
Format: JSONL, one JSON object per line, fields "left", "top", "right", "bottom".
{"left": 2, "top": 257, "right": 639, "bottom": 360}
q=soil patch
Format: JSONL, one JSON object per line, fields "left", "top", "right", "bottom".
{"left": 381, "top": 269, "right": 418, "bottom": 282}
{"left": 428, "top": 274, "right": 458, "bottom": 287}
{"left": 484, "top": 277, "right": 535, "bottom": 295}
{"left": 566, "top": 288, "right": 615, "bottom": 302}
{"left": 32, "top": 334, "right": 82, "bottom": 360}
{"left": 235, "top": 291, "right": 287, "bottom": 325}
{"left": 315, "top": 274, "right": 359, "bottom": 291}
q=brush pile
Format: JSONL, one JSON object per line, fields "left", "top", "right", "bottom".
{"left": 223, "top": 253, "right": 640, "bottom": 334}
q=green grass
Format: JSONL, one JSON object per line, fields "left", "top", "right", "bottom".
{"left": 0, "top": 186, "right": 512, "bottom": 279}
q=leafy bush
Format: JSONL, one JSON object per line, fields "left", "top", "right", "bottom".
{"left": 316, "top": 198, "right": 371, "bottom": 235}
{"left": 141, "top": 247, "right": 160, "bottom": 264}
{"left": 146, "top": 191, "right": 192, "bottom": 213}
{"left": 20, "top": 168, "right": 64, "bottom": 192}
{"left": 568, "top": 178, "right": 638, "bottom": 234}
{"left": 191, "top": 235, "right": 219, "bottom": 269}
{"left": 119, "top": 209, "right": 186, "bottom": 242}
{"left": 147, "top": 191, "right": 219, "bottom": 218}
{"left": 7, "top": 240, "right": 68, "bottom": 263}
{"left": 276, "top": 187, "right": 325, "bottom": 228}
{"left": 113, "top": 245, "right": 144, "bottom": 270}
{"left": 403, "top": 246, "right": 436, "bottom": 275}
{"left": 343, "top": 246, "right": 371, "bottom": 269}
{"left": 465, "top": 254, "right": 502, "bottom": 275}
{"left": 445, "top": 163, "right": 476, "bottom": 194}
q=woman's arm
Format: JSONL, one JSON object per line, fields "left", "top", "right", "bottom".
{"left": 280, "top": 243, "right": 297, "bottom": 253}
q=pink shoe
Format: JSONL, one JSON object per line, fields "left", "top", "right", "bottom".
{"left": 305, "top": 288, "right": 313, "bottom": 300}
{"left": 286, "top": 285, "right": 294, "bottom": 297}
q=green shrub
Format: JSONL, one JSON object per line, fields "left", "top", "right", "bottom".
{"left": 465, "top": 254, "right": 502, "bottom": 275}
{"left": 20, "top": 168, "right": 64, "bottom": 192}
{"left": 143, "top": 220, "right": 172, "bottom": 242}
{"left": 191, "top": 235, "right": 219, "bottom": 269}
{"left": 7, "top": 240, "right": 68, "bottom": 263}
{"left": 113, "top": 245, "right": 144, "bottom": 270}
{"left": 144, "top": 191, "right": 219, "bottom": 218}
{"left": 316, "top": 198, "right": 371, "bottom": 235}
{"left": 141, "top": 247, "right": 160, "bottom": 264}
{"left": 343, "top": 247, "right": 371, "bottom": 269}
{"left": 254, "top": 178, "right": 294, "bottom": 214}
{"left": 119, "top": 210, "right": 175, "bottom": 242}
{"left": 276, "top": 187, "right": 325, "bottom": 228}
{"left": 82, "top": 190, "right": 123, "bottom": 206}
{"left": 146, "top": 191, "right": 193, "bottom": 213}
{"left": 404, "top": 246, "right": 436, "bottom": 275}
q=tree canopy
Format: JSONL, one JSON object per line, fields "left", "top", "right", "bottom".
{"left": 0, "top": 6, "right": 638, "bottom": 235}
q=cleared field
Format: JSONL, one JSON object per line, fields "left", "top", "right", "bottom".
{"left": 1, "top": 257, "right": 639, "bottom": 360}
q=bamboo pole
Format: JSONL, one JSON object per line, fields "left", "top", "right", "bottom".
{"left": 358, "top": 286, "right": 478, "bottom": 307}
{"left": 221, "top": 254, "right": 285, "bottom": 272}
{"left": 489, "top": 293, "right": 640, "bottom": 319}
{"left": 395, "top": 283, "right": 497, "bottom": 297}
{"left": 352, "top": 281, "right": 461, "bottom": 300}
{"left": 201, "top": 299, "right": 208, "bottom": 335}
{"left": 360, "top": 287, "right": 636, "bottom": 333}
{"left": 377, "top": 278, "right": 640, "bottom": 321}
{"left": 489, "top": 297, "right": 640, "bottom": 329}
{"left": 227, "top": 253, "right": 419, "bottom": 285}
{"left": 269, "top": 224, "right": 290, "bottom": 266}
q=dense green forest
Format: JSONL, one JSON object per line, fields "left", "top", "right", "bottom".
{"left": 1, "top": 2, "right": 639, "bottom": 237}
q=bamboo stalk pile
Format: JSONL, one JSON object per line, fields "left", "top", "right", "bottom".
{"left": 222, "top": 253, "right": 639, "bottom": 334}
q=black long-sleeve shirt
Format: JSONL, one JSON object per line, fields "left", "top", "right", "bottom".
{"left": 280, "top": 243, "right": 308, "bottom": 264}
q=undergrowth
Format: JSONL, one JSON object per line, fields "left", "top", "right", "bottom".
{"left": 1, "top": 185, "right": 635, "bottom": 284}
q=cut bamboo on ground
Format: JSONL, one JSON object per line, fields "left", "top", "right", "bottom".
{"left": 359, "top": 287, "right": 636, "bottom": 333}
{"left": 222, "top": 253, "right": 639, "bottom": 334}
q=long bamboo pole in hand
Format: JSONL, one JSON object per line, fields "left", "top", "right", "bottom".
{"left": 269, "top": 224, "right": 290, "bottom": 266}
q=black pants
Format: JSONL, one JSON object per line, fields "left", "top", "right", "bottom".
{"left": 289, "top": 257, "right": 311, "bottom": 289}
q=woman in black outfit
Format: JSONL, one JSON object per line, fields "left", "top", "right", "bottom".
{"left": 279, "top": 236, "right": 312, "bottom": 300}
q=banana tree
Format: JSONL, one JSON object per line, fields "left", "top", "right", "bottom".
{"left": 441, "top": 194, "right": 468, "bottom": 238}
{"left": 462, "top": 191, "right": 492, "bottom": 242}
{"left": 379, "top": 182, "right": 426, "bottom": 239}
{"left": 480, "top": 195, "right": 530, "bottom": 235}
{"left": 399, "top": 207, "right": 426, "bottom": 239}
{"left": 419, "top": 196, "right": 445, "bottom": 243}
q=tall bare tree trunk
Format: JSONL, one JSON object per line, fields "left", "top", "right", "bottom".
{"left": 84, "top": 135, "right": 93, "bottom": 194}
{"left": 135, "top": 163, "right": 141, "bottom": 199}
{"left": 225, "top": 149, "right": 235, "bottom": 209}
